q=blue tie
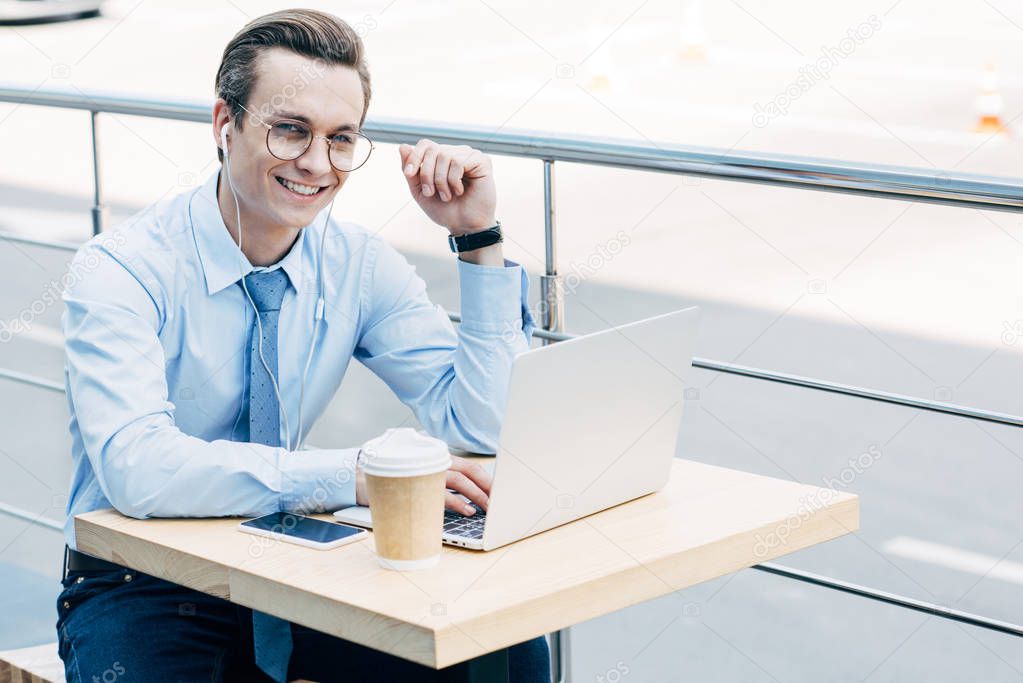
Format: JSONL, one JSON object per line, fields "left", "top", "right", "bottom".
{"left": 242, "top": 269, "right": 293, "bottom": 683}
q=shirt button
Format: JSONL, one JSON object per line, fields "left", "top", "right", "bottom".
{"left": 75, "top": 576, "right": 85, "bottom": 584}
{"left": 124, "top": 574, "right": 133, "bottom": 582}
{"left": 62, "top": 600, "right": 70, "bottom": 609}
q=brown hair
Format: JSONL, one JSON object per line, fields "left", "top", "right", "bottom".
{"left": 213, "top": 9, "right": 372, "bottom": 163}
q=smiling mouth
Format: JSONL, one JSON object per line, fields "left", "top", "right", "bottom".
{"left": 275, "top": 175, "right": 328, "bottom": 197}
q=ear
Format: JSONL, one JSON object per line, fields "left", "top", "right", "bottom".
{"left": 212, "top": 99, "right": 233, "bottom": 153}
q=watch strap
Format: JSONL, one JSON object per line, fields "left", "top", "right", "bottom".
{"left": 448, "top": 221, "right": 503, "bottom": 253}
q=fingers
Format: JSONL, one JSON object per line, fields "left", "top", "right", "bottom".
{"left": 447, "top": 159, "right": 464, "bottom": 197}
{"left": 441, "top": 146, "right": 475, "bottom": 197}
{"left": 401, "top": 140, "right": 431, "bottom": 195}
{"left": 445, "top": 490, "right": 479, "bottom": 516}
{"left": 401, "top": 140, "right": 477, "bottom": 202}
{"left": 445, "top": 457, "right": 493, "bottom": 516}
{"left": 445, "top": 470, "right": 489, "bottom": 515}
{"left": 399, "top": 142, "right": 417, "bottom": 175}
{"left": 399, "top": 145, "right": 422, "bottom": 198}
{"left": 433, "top": 154, "right": 452, "bottom": 201}
{"left": 461, "top": 149, "right": 489, "bottom": 180}
{"left": 451, "top": 455, "right": 493, "bottom": 495}
{"left": 419, "top": 145, "right": 438, "bottom": 199}
{"left": 399, "top": 143, "right": 411, "bottom": 167}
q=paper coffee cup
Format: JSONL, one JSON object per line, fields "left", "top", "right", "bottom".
{"left": 360, "top": 428, "right": 451, "bottom": 570}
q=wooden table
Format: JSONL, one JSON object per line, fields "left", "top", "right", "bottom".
{"left": 74, "top": 459, "right": 859, "bottom": 681}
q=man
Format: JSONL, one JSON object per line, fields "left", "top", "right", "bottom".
{"left": 56, "top": 9, "right": 549, "bottom": 682}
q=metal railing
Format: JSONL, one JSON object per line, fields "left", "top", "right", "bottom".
{"left": 2, "top": 83, "right": 1023, "bottom": 675}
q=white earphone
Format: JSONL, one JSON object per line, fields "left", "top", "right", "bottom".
{"left": 220, "top": 119, "right": 333, "bottom": 451}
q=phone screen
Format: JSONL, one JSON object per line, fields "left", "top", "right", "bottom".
{"left": 241, "top": 512, "right": 364, "bottom": 544}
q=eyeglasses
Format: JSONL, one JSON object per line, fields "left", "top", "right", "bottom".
{"left": 237, "top": 103, "right": 374, "bottom": 172}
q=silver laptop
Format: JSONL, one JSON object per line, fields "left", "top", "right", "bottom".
{"left": 335, "top": 306, "right": 700, "bottom": 551}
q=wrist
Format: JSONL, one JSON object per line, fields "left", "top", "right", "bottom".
{"left": 448, "top": 220, "right": 502, "bottom": 259}
{"left": 355, "top": 449, "right": 368, "bottom": 506}
{"left": 450, "top": 215, "right": 498, "bottom": 237}
{"left": 457, "top": 241, "right": 504, "bottom": 266}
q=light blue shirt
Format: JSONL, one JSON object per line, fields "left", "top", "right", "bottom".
{"left": 61, "top": 168, "right": 535, "bottom": 549}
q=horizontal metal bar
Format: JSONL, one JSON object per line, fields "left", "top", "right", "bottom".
{"left": 4, "top": 83, "right": 1023, "bottom": 212}
{"left": 0, "top": 501, "right": 63, "bottom": 532}
{"left": 0, "top": 84, "right": 211, "bottom": 123}
{"left": 366, "top": 123, "right": 1023, "bottom": 213}
{"left": 692, "top": 357, "right": 1023, "bottom": 428}
{"left": 446, "top": 312, "right": 1023, "bottom": 427}
{"left": 0, "top": 368, "right": 64, "bottom": 393}
{"left": 753, "top": 563, "right": 1023, "bottom": 639}
{"left": 0, "top": 230, "right": 79, "bottom": 252}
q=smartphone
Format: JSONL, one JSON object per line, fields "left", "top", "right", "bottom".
{"left": 238, "top": 512, "right": 368, "bottom": 550}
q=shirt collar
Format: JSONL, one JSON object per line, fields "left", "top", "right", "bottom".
{"left": 188, "top": 168, "right": 306, "bottom": 296}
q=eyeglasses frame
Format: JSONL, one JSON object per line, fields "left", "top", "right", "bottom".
{"left": 235, "top": 102, "right": 374, "bottom": 173}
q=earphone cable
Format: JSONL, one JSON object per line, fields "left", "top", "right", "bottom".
{"left": 224, "top": 134, "right": 294, "bottom": 451}
{"left": 295, "top": 198, "right": 333, "bottom": 451}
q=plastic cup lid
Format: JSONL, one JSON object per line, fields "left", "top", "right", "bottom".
{"left": 359, "top": 428, "right": 452, "bottom": 478}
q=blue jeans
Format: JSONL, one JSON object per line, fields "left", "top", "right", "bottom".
{"left": 56, "top": 567, "right": 550, "bottom": 682}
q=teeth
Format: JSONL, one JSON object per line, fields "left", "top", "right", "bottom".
{"left": 278, "top": 177, "right": 321, "bottom": 196}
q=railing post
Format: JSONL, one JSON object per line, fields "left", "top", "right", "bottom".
{"left": 542, "top": 157, "right": 569, "bottom": 682}
{"left": 549, "top": 628, "right": 570, "bottom": 683}
{"left": 89, "top": 110, "right": 107, "bottom": 235}
{"left": 540, "top": 159, "right": 564, "bottom": 347}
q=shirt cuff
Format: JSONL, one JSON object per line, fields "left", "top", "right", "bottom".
{"left": 279, "top": 447, "right": 360, "bottom": 514}
{"left": 457, "top": 257, "right": 536, "bottom": 339}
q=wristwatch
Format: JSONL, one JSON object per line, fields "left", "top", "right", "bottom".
{"left": 448, "top": 220, "right": 503, "bottom": 253}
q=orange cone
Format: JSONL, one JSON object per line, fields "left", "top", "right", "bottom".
{"left": 974, "top": 62, "right": 1008, "bottom": 134}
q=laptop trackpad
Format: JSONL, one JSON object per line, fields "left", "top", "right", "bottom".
{"left": 333, "top": 506, "right": 374, "bottom": 529}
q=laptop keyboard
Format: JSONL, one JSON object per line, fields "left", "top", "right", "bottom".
{"left": 443, "top": 501, "right": 486, "bottom": 540}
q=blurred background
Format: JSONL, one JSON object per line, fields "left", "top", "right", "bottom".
{"left": 1, "top": 0, "right": 1023, "bottom": 680}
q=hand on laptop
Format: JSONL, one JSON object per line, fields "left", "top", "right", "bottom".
{"left": 355, "top": 455, "right": 491, "bottom": 516}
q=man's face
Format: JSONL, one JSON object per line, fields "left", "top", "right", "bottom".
{"left": 222, "top": 47, "right": 365, "bottom": 231}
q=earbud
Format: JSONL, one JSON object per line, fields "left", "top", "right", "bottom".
{"left": 220, "top": 122, "right": 231, "bottom": 154}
